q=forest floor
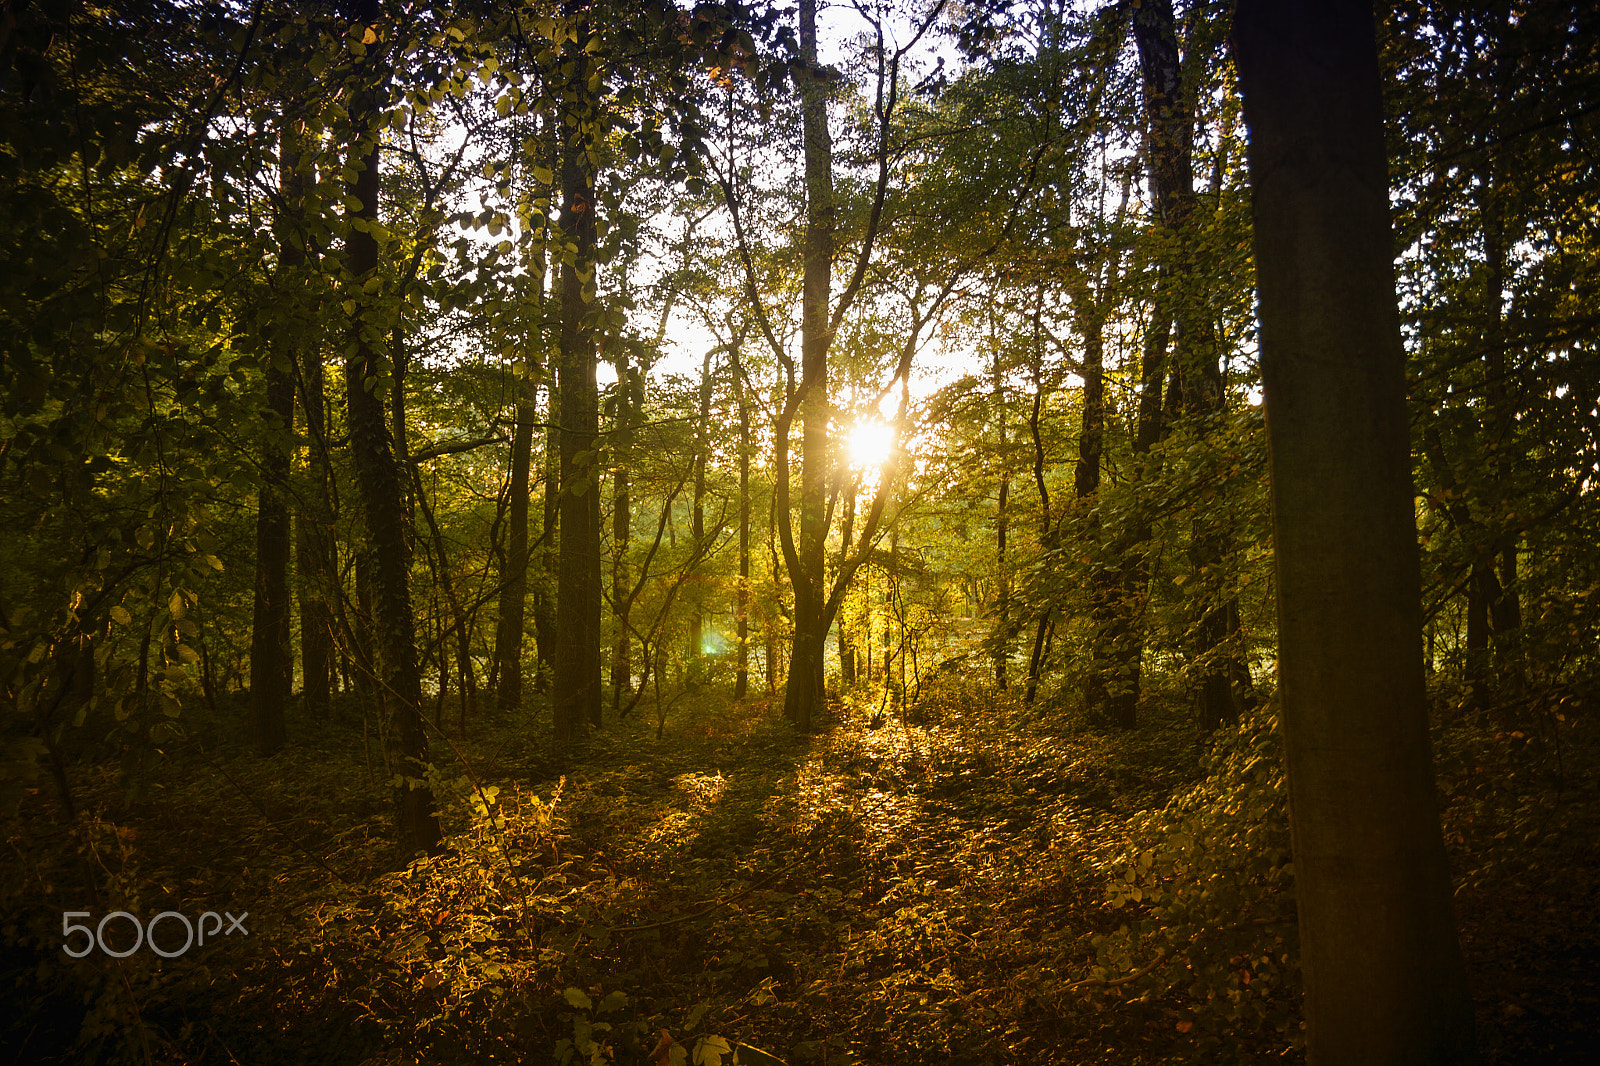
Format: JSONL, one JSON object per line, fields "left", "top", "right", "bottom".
{"left": 2, "top": 678, "right": 1597, "bottom": 1065}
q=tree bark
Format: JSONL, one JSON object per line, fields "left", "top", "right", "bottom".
{"left": 343, "top": 0, "right": 439, "bottom": 855}
{"left": 249, "top": 348, "right": 293, "bottom": 756}
{"left": 779, "top": 0, "right": 837, "bottom": 732}
{"left": 350, "top": 547, "right": 377, "bottom": 708}
{"left": 734, "top": 346, "right": 752, "bottom": 698}
{"left": 552, "top": 6, "right": 604, "bottom": 742}
{"left": 1133, "top": 0, "right": 1248, "bottom": 730}
{"left": 1023, "top": 332, "right": 1053, "bottom": 706}
{"left": 992, "top": 346, "right": 1010, "bottom": 690}
{"left": 282, "top": 123, "right": 335, "bottom": 721}
{"left": 495, "top": 385, "right": 535, "bottom": 713}
{"left": 688, "top": 344, "right": 714, "bottom": 677}
{"left": 1235, "top": 3, "right": 1475, "bottom": 1061}
{"left": 414, "top": 466, "right": 478, "bottom": 722}
{"left": 533, "top": 380, "right": 559, "bottom": 690}
{"left": 611, "top": 345, "right": 634, "bottom": 711}
{"left": 295, "top": 352, "right": 336, "bottom": 720}
{"left": 495, "top": 134, "right": 547, "bottom": 717}
{"left": 1072, "top": 290, "right": 1123, "bottom": 722}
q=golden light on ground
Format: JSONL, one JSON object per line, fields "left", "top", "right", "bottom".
{"left": 846, "top": 419, "right": 895, "bottom": 471}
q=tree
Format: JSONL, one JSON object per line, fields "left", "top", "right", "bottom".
{"left": 493, "top": 114, "right": 553, "bottom": 716}
{"left": 551, "top": 1, "right": 605, "bottom": 744}
{"left": 247, "top": 323, "right": 293, "bottom": 756}
{"left": 721, "top": 0, "right": 985, "bottom": 730}
{"left": 1127, "top": 0, "right": 1255, "bottom": 730}
{"left": 1387, "top": 0, "right": 1600, "bottom": 707}
{"left": 783, "top": 0, "right": 838, "bottom": 730}
{"left": 1234, "top": 2, "right": 1475, "bottom": 1061}
{"left": 342, "top": 0, "right": 439, "bottom": 855}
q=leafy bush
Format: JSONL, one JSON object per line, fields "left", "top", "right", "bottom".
{"left": 1080, "top": 702, "right": 1302, "bottom": 1060}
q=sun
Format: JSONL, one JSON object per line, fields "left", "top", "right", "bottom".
{"left": 846, "top": 419, "right": 895, "bottom": 470}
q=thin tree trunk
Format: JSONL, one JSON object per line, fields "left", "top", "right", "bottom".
{"left": 1235, "top": 4, "right": 1475, "bottom": 1060}
{"left": 837, "top": 488, "right": 857, "bottom": 685}
{"left": 1479, "top": 184, "right": 1523, "bottom": 690}
{"left": 734, "top": 347, "right": 751, "bottom": 698}
{"left": 993, "top": 346, "right": 1010, "bottom": 690}
{"left": 495, "top": 130, "right": 547, "bottom": 716}
{"left": 611, "top": 346, "right": 634, "bottom": 711}
{"left": 495, "top": 388, "right": 535, "bottom": 713}
{"left": 533, "top": 381, "right": 558, "bottom": 689}
{"left": 688, "top": 344, "right": 714, "bottom": 676}
{"left": 1477, "top": 8, "right": 1524, "bottom": 692}
{"left": 767, "top": 483, "right": 781, "bottom": 695}
{"left": 296, "top": 349, "right": 337, "bottom": 720}
{"left": 283, "top": 123, "right": 335, "bottom": 720}
{"left": 350, "top": 548, "right": 377, "bottom": 709}
{"left": 1133, "top": 0, "right": 1246, "bottom": 730}
{"left": 1024, "top": 333, "right": 1053, "bottom": 705}
{"left": 249, "top": 352, "right": 293, "bottom": 756}
{"left": 1422, "top": 422, "right": 1503, "bottom": 704}
{"left": 1073, "top": 296, "right": 1125, "bottom": 723}
{"left": 414, "top": 466, "right": 478, "bottom": 721}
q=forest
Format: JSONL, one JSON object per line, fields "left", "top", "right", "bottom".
{"left": 1, "top": 0, "right": 1596, "bottom": 1063}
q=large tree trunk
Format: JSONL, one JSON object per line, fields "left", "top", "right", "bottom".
{"left": 249, "top": 350, "right": 293, "bottom": 756}
{"left": 343, "top": 0, "right": 439, "bottom": 856}
{"left": 552, "top": 8, "right": 604, "bottom": 743}
{"left": 1235, "top": 3, "right": 1475, "bottom": 1061}
{"left": 781, "top": 0, "right": 836, "bottom": 733}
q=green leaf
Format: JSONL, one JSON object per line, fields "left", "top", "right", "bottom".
{"left": 109, "top": 606, "right": 133, "bottom": 626}
{"left": 562, "top": 987, "right": 593, "bottom": 1010}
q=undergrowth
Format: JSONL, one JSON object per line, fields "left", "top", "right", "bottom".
{"left": 2, "top": 678, "right": 1595, "bottom": 1064}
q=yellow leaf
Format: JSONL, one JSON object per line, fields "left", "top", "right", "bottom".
{"left": 362, "top": 27, "right": 377, "bottom": 45}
